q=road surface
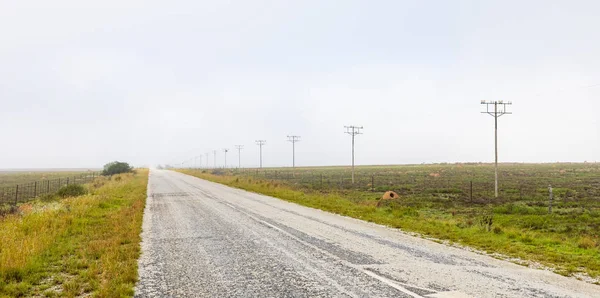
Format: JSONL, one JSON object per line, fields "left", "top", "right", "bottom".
{"left": 135, "top": 170, "right": 600, "bottom": 297}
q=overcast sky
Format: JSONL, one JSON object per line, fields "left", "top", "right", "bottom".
{"left": 1, "top": 1, "right": 598, "bottom": 169}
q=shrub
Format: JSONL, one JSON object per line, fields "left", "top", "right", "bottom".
{"left": 578, "top": 236, "right": 597, "bottom": 249}
{"left": 57, "top": 184, "right": 87, "bottom": 198}
{"left": 479, "top": 214, "right": 494, "bottom": 231}
{"left": 211, "top": 169, "right": 225, "bottom": 176}
{"left": 40, "top": 194, "right": 58, "bottom": 202}
{"left": 102, "top": 161, "right": 133, "bottom": 176}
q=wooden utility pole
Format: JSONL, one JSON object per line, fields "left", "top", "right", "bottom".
{"left": 345, "top": 125, "right": 363, "bottom": 184}
{"left": 481, "top": 101, "right": 513, "bottom": 198}
{"left": 255, "top": 140, "right": 266, "bottom": 168}
{"left": 287, "top": 136, "right": 301, "bottom": 168}
{"left": 235, "top": 145, "right": 244, "bottom": 168}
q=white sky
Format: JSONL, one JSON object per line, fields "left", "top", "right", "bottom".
{"left": 0, "top": 1, "right": 598, "bottom": 168}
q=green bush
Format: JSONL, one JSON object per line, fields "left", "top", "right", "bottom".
{"left": 57, "top": 184, "right": 87, "bottom": 198}
{"left": 40, "top": 194, "right": 58, "bottom": 202}
{"left": 102, "top": 161, "right": 133, "bottom": 176}
{"left": 479, "top": 214, "right": 494, "bottom": 231}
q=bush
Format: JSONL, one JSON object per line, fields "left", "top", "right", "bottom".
{"left": 40, "top": 194, "right": 58, "bottom": 202}
{"left": 479, "top": 214, "right": 494, "bottom": 231}
{"left": 211, "top": 169, "right": 225, "bottom": 176}
{"left": 57, "top": 184, "right": 87, "bottom": 198}
{"left": 102, "top": 161, "right": 133, "bottom": 176}
{"left": 578, "top": 236, "right": 597, "bottom": 249}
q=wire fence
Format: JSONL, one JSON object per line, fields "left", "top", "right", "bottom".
{"left": 0, "top": 172, "right": 101, "bottom": 206}
{"left": 222, "top": 168, "right": 600, "bottom": 205}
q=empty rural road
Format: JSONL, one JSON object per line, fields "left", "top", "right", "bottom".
{"left": 135, "top": 170, "right": 600, "bottom": 297}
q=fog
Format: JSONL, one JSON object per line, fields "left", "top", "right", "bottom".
{"left": 1, "top": 1, "right": 598, "bottom": 168}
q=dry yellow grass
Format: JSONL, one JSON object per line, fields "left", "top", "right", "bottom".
{"left": 0, "top": 170, "right": 148, "bottom": 297}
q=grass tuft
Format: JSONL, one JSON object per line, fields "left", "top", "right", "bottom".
{"left": 56, "top": 184, "right": 87, "bottom": 198}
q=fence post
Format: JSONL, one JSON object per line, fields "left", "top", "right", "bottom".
{"left": 15, "top": 185, "right": 19, "bottom": 205}
{"left": 320, "top": 174, "right": 323, "bottom": 188}
{"left": 371, "top": 175, "right": 375, "bottom": 192}
{"left": 548, "top": 185, "right": 553, "bottom": 214}
{"left": 66, "top": 178, "right": 70, "bottom": 186}
{"left": 470, "top": 180, "right": 473, "bottom": 202}
{"left": 47, "top": 180, "right": 50, "bottom": 194}
{"left": 34, "top": 181, "right": 37, "bottom": 198}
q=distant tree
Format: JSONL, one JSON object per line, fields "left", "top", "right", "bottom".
{"left": 102, "top": 161, "right": 133, "bottom": 176}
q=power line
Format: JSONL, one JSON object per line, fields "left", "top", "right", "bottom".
{"left": 255, "top": 140, "right": 266, "bottom": 168}
{"left": 481, "top": 100, "right": 513, "bottom": 198}
{"left": 287, "top": 135, "right": 301, "bottom": 168}
{"left": 234, "top": 145, "right": 244, "bottom": 168}
{"left": 345, "top": 125, "right": 363, "bottom": 184}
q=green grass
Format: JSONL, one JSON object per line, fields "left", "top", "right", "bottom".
{"left": 0, "top": 170, "right": 148, "bottom": 297}
{"left": 179, "top": 163, "right": 600, "bottom": 282}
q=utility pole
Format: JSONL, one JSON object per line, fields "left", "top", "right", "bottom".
{"left": 345, "top": 125, "right": 363, "bottom": 184}
{"left": 205, "top": 152, "right": 209, "bottom": 168}
{"left": 481, "top": 100, "right": 512, "bottom": 198}
{"left": 235, "top": 145, "right": 244, "bottom": 168}
{"left": 223, "top": 149, "right": 229, "bottom": 168}
{"left": 287, "top": 135, "right": 301, "bottom": 168}
{"left": 213, "top": 150, "right": 217, "bottom": 168}
{"left": 194, "top": 156, "right": 202, "bottom": 169}
{"left": 256, "top": 140, "right": 266, "bottom": 168}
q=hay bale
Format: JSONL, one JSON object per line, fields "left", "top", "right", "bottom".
{"left": 381, "top": 191, "right": 400, "bottom": 200}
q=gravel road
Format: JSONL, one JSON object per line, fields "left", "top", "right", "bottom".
{"left": 135, "top": 169, "right": 600, "bottom": 297}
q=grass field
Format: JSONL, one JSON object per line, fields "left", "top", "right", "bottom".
{"left": 0, "top": 170, "right": 148, "bottom": 297}
{"left": 179, "top": 163, "right": 600, "bottom": 282}
{"left": 0, "top": 171, "right": 93, "bottom": 188}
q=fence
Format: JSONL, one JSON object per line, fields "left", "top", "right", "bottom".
{"left": 224, "top": 168, "right": 600, "bottom": 205}
{"left": 0, "top": 172, "right": 101, "bottom": 206}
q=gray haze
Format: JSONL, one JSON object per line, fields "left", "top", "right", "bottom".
{"left": 1, "top": 1, "right": 598, "bottom": 169}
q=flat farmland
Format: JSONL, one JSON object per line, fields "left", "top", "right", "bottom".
{"left": 239, "top": 163, "right": 600, "bottom": 204}
{"left": 181, "top": 163, "right": 600, "bottom": 281}
{"left": 0, "top": 170, "right": 95, "bottom": 188}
